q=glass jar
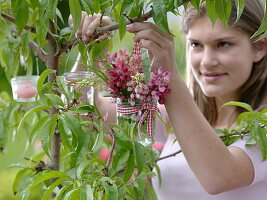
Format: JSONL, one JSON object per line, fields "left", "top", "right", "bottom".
{"left": 11, "top": 75, "right": 39, "bottom": 102}
{"left": 116, "top": 99, "right": 157, "bottom": 146}
{"left": 63, "top": 71, "right": 94, "bottom": 105}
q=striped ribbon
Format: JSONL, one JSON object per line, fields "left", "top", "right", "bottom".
{"left": 116, "top": 103, "right": 159, "bottom": 138}
{"left": 66, "top": 80, "right": 79, "bottom": 86}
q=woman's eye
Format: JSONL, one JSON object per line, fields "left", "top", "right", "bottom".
{"left": 217, "top": 42, "right": 230, "bottom": 48}
{"left": 190, "top": 42, "right": 201, "bottom": 49}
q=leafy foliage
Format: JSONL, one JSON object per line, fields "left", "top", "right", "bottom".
{"left": 0, "top": 0, "right": 267, "bottom": 199}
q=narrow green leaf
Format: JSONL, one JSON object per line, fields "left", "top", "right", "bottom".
{"left": 46, "top": 0, "right": 58, "bottom": 20}
{"left": 120, "top": 0, "right": 134, "bottom": 15}
{"left": 215, "top": 0, "right": 232, "bottom": 26}
{"left": 190, "top": 0, "right": 201, "bottom": 11}
{"left": 58, "top": 115, "right": 73, "bottom": 150}
{"left": 80, "top": 184, "right": 93, "bottom": 200}
{"left": 29, "top": 115, "right": 51, "bottom": 143}
{"left": 234, "top": 0, "right": 245, "bottom": 23}
{"left": 63, "top": 189, "right": 80, "bottom": 200}
{"left": 17, "top": 105, "right": 50, "bottom": 134}
{"left": 37, "top": 69, "right": 56, "bottom": 93}
{"left": 258, "top": 126, "right": 267, "bottom": 160}
{"left": 133, "top": 141, "right": 146, "bottom": 174}
{"left": 100, "top": 177, "right": 119, "bottom": 200}
{"left": 45, "top": 93, "right": 65, "bottom": 107}
{"left": 153, "top": 0, "right": 170, "bottom": 34}
{"left": 43, "top": 176, "right": 72, "bottom": 200}
{"left": 123, "top": 150, "right": 135, "bottom": 183}
{"left": 119, "top": 16, "right": 126, "bottom": 40}
{"left": 153, "top": 163, "right": 162, "bottom": 187}
{"left": 222, "top": 101, "right": 253, "bottom": 112}
{"left": 91, "top": 129, "right": 104, "bottom": 153}
{"left": 69, "top": 0, "right": 82, "bottom": 36}
{"left": 13, "top": 168, "right": 32, "bottom": 195}
{"left": 252, "top": 2, "right": 267, "bottom": 38}
{"left": 55, "top": 185, "right": 73, "bottom": 200}
{"left": 90, "top": 40, "right": 109, "bottom": 62}
{"left": 111, "top": 148, "right": 130, "bottom": 173}
{"left": 56, "top": 76, "right": 71, "bottom": 103}
{"left": 205, "top": 0, "right": 218, "bottom": 26}
{"left": 28, "top": 171, "right": 68, "bottom": 190}
{"left": 11, "top": 0, "right": 29, "bottom": 32}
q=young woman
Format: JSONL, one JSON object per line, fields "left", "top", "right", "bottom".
{"left": 69, "top": 0, "right": 267, "bottom": 199}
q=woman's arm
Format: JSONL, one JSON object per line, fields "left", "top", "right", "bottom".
{"left": 127, "top": 22, "right": 254, "bottom": 194}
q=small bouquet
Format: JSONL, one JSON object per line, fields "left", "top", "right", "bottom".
{"left": 98, "top": 41, "right": 171, "bottom": 105}
{"left": 97, "top": 41, "right": 171, "bottom": 145}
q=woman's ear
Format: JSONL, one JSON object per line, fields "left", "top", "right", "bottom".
{"left": 253, "top": 38, "right": 267, "bottom": 62}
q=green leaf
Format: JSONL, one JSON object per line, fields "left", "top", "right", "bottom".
{"left": 111, "top": 148, "right": 130, "bottom": 173}
{"left": 80, "top": 184, "right": 93, "bottom": 200}
{"left": 100, "top": 177, "right": 119, "bottom": 200}
{"left": 46, "top": 0, "right": 58, "bottom": 20}
{"left": 17, "top": 105, "right": 50, "bottom": 134}
{"left": 28, "top": 171, "right": 68, "bottom": 190}
{"left": 11, "top": 0, "right": 29, "bottom": 32}
{"left": 222, "top": 101, "right": 253, "bottom": 112}
{"left": 245, "top": 137, "right": 257, "bottom": 146}
{"left": 234, "top": 0, "right": 245, "bottom": 23}
{"left": 63, "top": 189, "right": 80, "bottom": 200}
{"left": 55, "top": 185, "right": 73, "bottom": 200}
{"left": 45, "top": 93, "right": 65, "bottom": 107}
{"left": 119, "top": 16, "right": 126, "bottom": 40}
{"left": 205, "top": 0, "right": 218, "bottom": 26}
{"left": 153, "top": 0, "right": 170, "bottom": 34}
{"left": 90, "top": 40, "right": 109, "bottom": 62}
{"left": 215, "top": 0, "right": 232, "bottom": 26}
{"left": 69, "top": 0, "right": 82, "bottom": 37}
{"left": 258, "top": 126, "right": 267, "bottom": 160}
{"left": 153, "top": 163, "right": 162, "bottom": 187}
{"left": 56, "top": 76, "right": 71, "bottom": 103}
{"left": 29, "top": 115, "right": 51, "bottom": 143}
{"left": 40, "top": 115, "right": 58, "bottom": 159}
{"left": 58, "top": 115, "right": 73, "bottom": 150}
{"left": 190, "top": 0, "right": 201, "bottom": 11}
{"left": 123, "top": 150, "right": 135, "bottom": 183}
{"left": 133, "top": 141, "right": 146, "bottom": 174}
{"left": 91, "top": 128, "right": 104, "bottom": 153}
{"left": 43, "top": 176, "right": 72, "bottom": 200}
{"left": 13, "top": 168, "right": 32, "bottom": 195}
{"left": 120, "top": 0, "right": 134, "bottom": 15}
{"left": 251, "top": 2, "right": 267, "bottom": 38}
{"left": 37, "top": 69, "right": 56, "bottom": 94}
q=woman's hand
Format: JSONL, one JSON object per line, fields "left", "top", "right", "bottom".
{"left": 127, "top": 22, "right": 177, "bottom": 73}
{"left": 68, "top": 12, "right": 112, "bottom": 43}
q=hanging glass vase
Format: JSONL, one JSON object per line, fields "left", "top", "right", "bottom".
{"left": 116, "top": 99, "right": 158, "bottom": 146}
{"left": 11, "top": 75, "right": 39, "bottom": 102}
{"left": 63, "top": 71, "right": 94, "bottom": 104}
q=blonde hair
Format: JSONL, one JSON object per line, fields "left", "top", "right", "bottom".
{"left": 181, "top": 0, "right": 267, "bottom": 126}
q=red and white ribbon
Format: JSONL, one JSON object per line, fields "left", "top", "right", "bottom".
{"left": 116, "top": 103, "right": 159, "bottom": 138}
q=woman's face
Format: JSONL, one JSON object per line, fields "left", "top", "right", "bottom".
{"left": 187, "top": 16, "right": 260, "bottom": 101}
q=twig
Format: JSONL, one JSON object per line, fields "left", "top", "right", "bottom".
{"left": 29, "top": 40, "right": 49, "bottom": 64}
{"left": 1, "top": 12, "right": 36, "bottom": 33}
{"left": 156, "top": 150, "right": 182, "bottom": 162}
{"left": 60, "top": 10, "right": 153, "bottom": 54}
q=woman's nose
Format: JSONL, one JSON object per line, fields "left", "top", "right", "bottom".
{"left": 200, "top": 47, "right": 219, "bottom": 68}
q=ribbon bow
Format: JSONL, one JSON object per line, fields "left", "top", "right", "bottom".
{"left": 116, "top": 103, "right": 159, "bottom": 138}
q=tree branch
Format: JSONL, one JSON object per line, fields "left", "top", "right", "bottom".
{"left": 1, "top": 12, "right": 36, "bottom": 33}
{"left": 29, "top": 40, "right": 49, "bottom": 63}
{"left": 60, "top": 10, "right": 153, "bottom": 54}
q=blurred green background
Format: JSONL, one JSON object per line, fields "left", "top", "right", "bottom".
{"left": 0, "top": 6, "right": 186, "bottom": 199}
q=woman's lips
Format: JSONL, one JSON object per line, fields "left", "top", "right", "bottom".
{"left": 202, "top": 73, "right": 227, "bottom": 83}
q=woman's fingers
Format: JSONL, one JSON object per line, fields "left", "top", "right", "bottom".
{"left": 127, "top": 22, "right": 173, "bottom": 40}
{"left": 69, "top": 12, "right": 112, "bottom": 42}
